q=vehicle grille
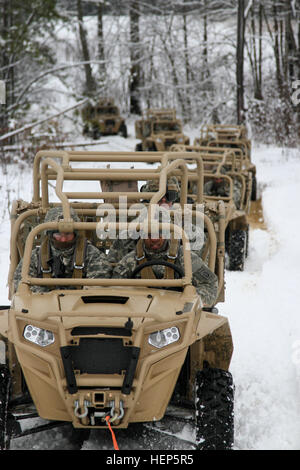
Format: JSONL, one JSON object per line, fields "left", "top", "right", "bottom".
{"left": 69, "top": 338, "right": 132, "bottom": 374}
{"left": 60, "top": 338, "right": 140, "bottom": 395}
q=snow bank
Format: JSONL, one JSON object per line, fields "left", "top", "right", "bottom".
{"left": 218, "top": 145, "right": 300, "bottom": 450}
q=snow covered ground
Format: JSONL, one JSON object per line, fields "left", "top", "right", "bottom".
{"left": 218, "top": 144, "right": 300, "bottom": 450}
{"left": 1, "top": 126, "right": 300, "bottom": 450}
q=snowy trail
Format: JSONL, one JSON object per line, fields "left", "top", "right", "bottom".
{"left": 218, "top": 146, "right": 300, "bottom": 450}
{"left": 1, "top": 136, "right": 300, "bottom": 450}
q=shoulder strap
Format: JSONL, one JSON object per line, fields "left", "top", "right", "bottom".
{"left": 135, "top": 239, "right": 156, "bottom": 279}
{"left": 72, "top": 233, "right": 87, "bottom": 280}
{"left": 165, "top": 238, "right": 179, "bottom": 279}
{"left": 38, "top": 237, "right": 52, "bottom": 278}
{"left": 39, "top": 233, "right": 87, "bottom": 284}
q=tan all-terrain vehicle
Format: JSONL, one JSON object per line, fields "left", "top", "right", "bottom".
{"left": 171, "top": 144, "right": 251, "bottom": 271}
{"left": 81, "top": 98, "right": 127, "bottom": 139}
{"left": 0, "top": 150, "right": 234, "bottom": 450}
{"left": 135, "top": 109, "right": 190, "bottom": 152}
{"left": 194, "top": 124, "right": 257, "bottom": 201}
{"left": 197, "top": 124, "right": 248, "bottom": 144}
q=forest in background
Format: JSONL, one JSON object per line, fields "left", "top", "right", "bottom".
{"left": 0, "top": 0, "right": 300, "bottom": 150}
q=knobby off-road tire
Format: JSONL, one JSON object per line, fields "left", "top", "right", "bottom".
{"left": 60, "top": 424, "right": 91, "bottom": 450}
{"left": 0, "top": 365, "right": 11, "bottom": 450}
{"left": 135, "top": 142, "right": 143, "bottom": 151}
{"left": 146, "top": 144, "right": 156, "bottom": 152}
{"left": 119, "top": 123, "right": 128, "bottom": 138}
{"left": 195, "top": 367, "right": 234, "bottom": 451}
{"left": 228, "top": 229, "right": 247, "bottom": 271}
{"left": 245, "top": 224, "right": 249, "bottom": 258}
{"left": 92, "top": 126, "right": 101, "bottom": 140}
{"left": 251, "top": 174, "right": 257, "bottom": 201}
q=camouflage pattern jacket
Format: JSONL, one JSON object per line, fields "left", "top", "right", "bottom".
{"left": 112, "top": 243, "right": 218, "bottom": 306}
{"left": 108, "top": 230, "right": 207, "bottom": 264}
{"left": 204, "top": 177, "right": 242, "bottom": 209}
{"left": 14, "top": 240, "right": 112, "bottom": 293}
{"left": 107, "top": 212, "right": 207, "bottom": 264}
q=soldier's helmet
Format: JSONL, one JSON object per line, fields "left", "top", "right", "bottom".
{"left": 140, "top": 176, "right": 180, "bottom": 202}
{"left": 212, "top": 165, "right": 227, "bottom": 175}
{"left": 44, "top": 206, "right": 80, "bottom": 224}
{"left": 211, "top": 165, "right": 227, "bottom": 186}
{"left": 44, "top": 207, "right": 80, "bottom": 250}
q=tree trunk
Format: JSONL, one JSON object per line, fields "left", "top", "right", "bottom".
{"left": 285, "top": 11, "right": 297, "bottom": 83}
{"left": 129, "top": 0, "right": 141, "bottom": 115}
{"left": 183, "top": 0, "right": 191, "bottom": 116}
{"left": 258, "top": 1, "right": 263, "bottom": 96}
{"left": 97, "top": 2, "right": 106, "bottom": 83}
{"left": 203, "top": 0, "right": 209, "bottom": 80}
{"left": 237, "top": 0, "right": 245, "bottom": 124}
{"left": 248, "top": 0, "right": 263, "bottom": 100}
{"left": 298, "top": 11, "right": 300, "bottom": 126}
{"left": 298, "top": 14, "right": 300, "bottom": 81}
{"left": 0, "top": 0, "right": 13, "bottom": 137}
{"left": 272, "top": 2, "right": 284, "bottom": 96}
{"left": 77, "top": 0, "right": 97, "bottom": 97}
{"left": 161, "top": 31, "right": 186, "bottom": 115}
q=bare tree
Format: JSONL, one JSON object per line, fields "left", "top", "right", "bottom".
{"left": 97, "top": 1, "right": 106, "bottom": 82}
{"left": 0, "top": 0, "right": 60, "bottom": 139}
{"left": 77, "top": 0, "right": 97, "bottom": 96}
{"left": 237, "top": 0, "right": 246, "bottom": 124}
{"left": 129, "top": 0, "right": 142, "bottom": 114}
{"left": 246, "top": 0, "right": 263, "bottom": 100}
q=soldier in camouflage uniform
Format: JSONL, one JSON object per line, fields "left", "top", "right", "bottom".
{"left": 203, "top": 167, "right": 242, "bottom": 209}
{"left": 14, "top": 207, "right": 112, "bottom": 293}
{"left": 107, "top": 176, "right": 180, "bottom": 264}
{"left": 139, "top": 176, "right": 181, "bottom": 206}
{"left": 112, "top": 236, "right": 218, "bottom": 307}
{"left": 107, "top": 176, "right": 206, "bottom": 264}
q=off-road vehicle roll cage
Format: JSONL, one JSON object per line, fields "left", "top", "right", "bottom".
{"left": 171, "top": 145, "right": 252, "bottom": 211}
{"left": 1, "top": 150, "right": 234, "bottom": 450}
{"left": 146, "top": 109, "right": 177, "bottom": 121}
{"left": 81, "top": 98, "right": 127, "bottom": 140}
{"left": 194, "top": 126, "right": 256, "bottom": 201}
{"left": 171, "top": 145, "right": 251, "bottom": 271}
{"left": 135, "top": 109, "right": 190, "bottom": 152}
{"left": 199, "top": 124, "right": 248, "bottom": 142}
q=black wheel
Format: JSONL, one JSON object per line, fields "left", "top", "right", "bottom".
{"left": 119, "top": 123, "right": 128, "bottom": 138}
{"left": 135, "top": 142, "right": 143, "bottom": 151}
{"left": 92, "top": 126, "right": 101, "bottom": 140}
{"left": 227, "top": 229, "right": 247, "bottom": 271}
{"left": 0, "top": 365, "right": 12, "bottom": 450}
{"left": 146, "top": 144, "right": 156, "bottom": 152}
{"left": 0, "top": 365, "right": 22, "bottom": 450}
{"left": 251, "top": 174, "right": 257, "bottom": 201}
{"left": 195, "top": 366, "right": 234, "bottom": 450}
{"left": 245, "top": 224, "right": 249, "bottom": 258}
{"left": 60, "top": 424, "right": 91, "bottom": 449}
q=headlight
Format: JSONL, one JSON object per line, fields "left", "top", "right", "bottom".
{"left": 148, "top": 327, "right": 180, "bottom": 349}
{"left": 156, "top": 138, "right": 162, "bottom": 143}
{"left": 178, "top": 137, "right": 183, "bottom": 142}
{"left": 23, "top": 325, "right": 55, "bottom": 347}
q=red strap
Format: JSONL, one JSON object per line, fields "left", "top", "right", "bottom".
{"left": 105, "top": 415, "right": 120, "bottom": 450}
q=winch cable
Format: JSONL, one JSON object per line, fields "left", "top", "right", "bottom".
{"left": 105, "top": 415, "right": 119, "bottom": 450}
